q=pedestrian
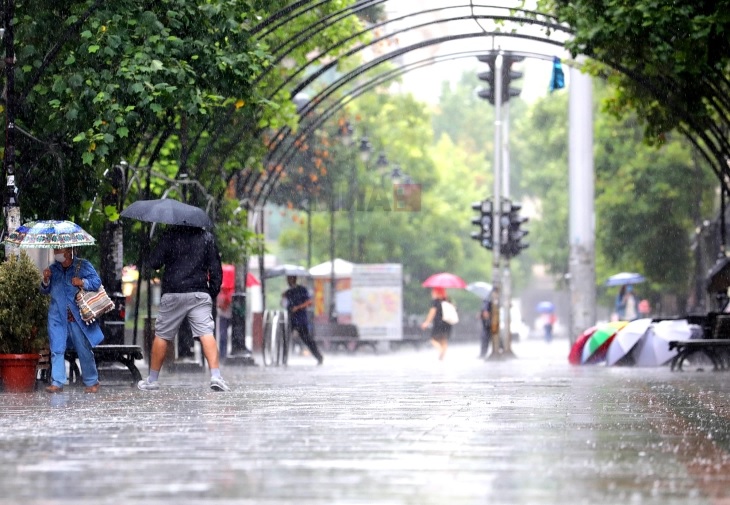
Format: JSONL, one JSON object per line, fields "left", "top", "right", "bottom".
{"left": 478, "top": 295, "right": 492, "bottom": 358}
{"left": 283, "top": 276, "right": 323, "bottom": 365}
{"left": 217, "top": 286, "right": 233, "bottom": 360}
{"left": 542, "top": 312, "right": 557, "bottom": 343}
{"left": 638, "top": 299, "right": 651, "bottom": 319}
{"left": 615, "top": 285, "right": 638, "bottom": 321}
{"left": 420, "top": 287, "right": 452, "bottom": 360}
{"left": 138, "top": 225, "right": 230, "bottom": 391}
{"left": 41, "top": 247, "right": 104, "bottom": 393}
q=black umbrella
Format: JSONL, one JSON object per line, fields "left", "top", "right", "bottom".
{"left": 120, "top": 199, "right": 213, "bottom": 229}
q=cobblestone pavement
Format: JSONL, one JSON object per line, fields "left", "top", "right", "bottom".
{"left": 1, "top": 338, "right": 730, "bottom": 505}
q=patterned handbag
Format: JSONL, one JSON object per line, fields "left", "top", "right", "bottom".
{"left": 74, "top": 263, "right": 115, "bottom": 324}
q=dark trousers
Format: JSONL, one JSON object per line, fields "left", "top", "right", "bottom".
{"left": 479, "top": 321, "right": 492, "bottom": 358}
{"left": 292, "top": 323, "right": 323, "bottom": 363}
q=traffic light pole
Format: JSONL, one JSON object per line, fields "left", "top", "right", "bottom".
{"left": 501, "top": 101, "right": 513, "bottom": 356}
{"left": 490, "top": 52, "right": 504, "bottom": 359}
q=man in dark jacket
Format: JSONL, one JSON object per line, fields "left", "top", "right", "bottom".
{"left": 283, "top": 276, "right": 323, "bottom": 365}
{"left": 138, "top": 225, "right": 229, "bottom": 391}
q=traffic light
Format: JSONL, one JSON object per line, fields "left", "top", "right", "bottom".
{"left": 470, "top": 199, "right": 493, "bottom": 250}
{"left": 503, "top": 202, "right": 529, "bottom": 258}
{"left": 476, "top": 52, "right": 525, "bottom": 106}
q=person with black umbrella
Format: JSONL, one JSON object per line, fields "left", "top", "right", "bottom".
{"left": 137, "top": 225, "right": 229, "bottom": 391}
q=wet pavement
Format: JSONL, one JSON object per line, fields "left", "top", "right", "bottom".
{"left": 1, "top": 338, "right": 730, "bottom": 504}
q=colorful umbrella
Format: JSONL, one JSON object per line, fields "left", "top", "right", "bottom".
{"left": 606, "top": 318, "right": 652, "bottom": 366}
{"left": 3, "top": 220, "right": 96, "bottom": 248}
{"left": 422, "top": 272, "right": 467, "bottom": 289}
{"left": 568, "top": 326, "right": 597, "bottom": 365}
{"left": 581, "top": 321, "right": 628, "bottom": 364}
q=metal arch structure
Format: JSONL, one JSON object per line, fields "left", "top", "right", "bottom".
{"left": 243, "top": 0, "right": 730, "bottom": 207}
{"left": 246, "top": 12, "right": 573, "bottom": 206}
{"left": 260, "top": 47, "right": 565, "bottom": 208}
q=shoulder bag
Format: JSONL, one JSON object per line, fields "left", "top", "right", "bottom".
{"left": 441, "top": 300, "right": 459, "bottom": 326}
{"left": 74, "top": 263, "right": 115, "bottom": 324}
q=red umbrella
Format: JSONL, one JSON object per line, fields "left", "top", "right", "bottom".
{"left": 222, "top": 264, "right": 261, "bottom": 288}
{"left": 568, "top": 326, "right": 597, "bottom": 365}
{"left": 421, "top": 272, "right": 467, "bottom": 289}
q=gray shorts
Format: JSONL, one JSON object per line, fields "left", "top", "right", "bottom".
{"left": 155, "top": 292, "right": 214, "bottom": 341}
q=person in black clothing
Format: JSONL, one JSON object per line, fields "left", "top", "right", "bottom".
{"left": 138, "top": 225, "right": 230, "bottom": 391}
{"left": 283, "top": 276, "right": 323, "bottom": 365}
{"left": 478, "top": 296, "right": 492, "bottom": 358}
{"left": 421, "top": 287, "right": 452, "bottom": 360}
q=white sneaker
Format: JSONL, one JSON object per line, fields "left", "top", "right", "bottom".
{"left": 210, "top": 376, "right": 230, "bottom": 392}
{"left": 137, "top": 378, "right": 160, "bottom": 391}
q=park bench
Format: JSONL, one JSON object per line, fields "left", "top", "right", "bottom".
{"left": 66, "top": 344, "right": 144, "bottom": 384}
{"left": 313, "top": 323, "right": 377, "bottom": 353}
{"left": 668, "top": 313, "right": 730, "bottom": 371}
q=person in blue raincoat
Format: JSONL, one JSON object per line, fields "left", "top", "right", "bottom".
{"left": 41, "top": 247, "right": 105, "bottom": 393}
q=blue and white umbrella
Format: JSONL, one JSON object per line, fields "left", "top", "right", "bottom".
{"left": 3, "top": 220, "right": 96, "bottom": 248}
{"left": 605, "top": 272, "right": 646, "bottom": 287}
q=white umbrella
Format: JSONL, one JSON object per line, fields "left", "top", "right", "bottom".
{"left": 466, "top": 281, "right": 492, "bottom": 299}
{"left": 606, "top": 318, "right": 652, "bottom": 366}
{"left": 630, "top": 319, "right": 688, "bottom": 367}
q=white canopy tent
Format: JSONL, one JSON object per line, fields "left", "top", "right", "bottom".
{"left": 309, "top": 258, "right": 354, "bottom": 279}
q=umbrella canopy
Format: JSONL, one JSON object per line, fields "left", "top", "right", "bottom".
{"left": 309, "top": 258, "right": 354, "bottom": 279}
{"left": 536, "top": 301, "right": 555, "bottom": 313}
{"left": 581, "top": 321, "right": 628, "bottom": 364}
{"left": 120, "top": 199, "right": 213, "bottom": 229}
{"left": 422, "top": 272, "right": 467, "bottom": 289}
{"left": 264, "top": 264, "right": 310, "bottom": 279}
{"left": 605, "top": 272, "right": 646, "bottom": 287}
{"left": 630, "top": 319, "right": 687, "bottom": 367}
{"left": 4, "top": 220, "right": 96, "bottom": 248}
{"left": 568, "top": 326, "right": 597, "bottom": 365}
{"left": 466, "top": 281, "right": 492, "bottom": 299}
{"left": 221, "top": 264, "right": 260, "bottom": 289}
{"left": 606, "top": 318, "right": 653, "bottom": 366}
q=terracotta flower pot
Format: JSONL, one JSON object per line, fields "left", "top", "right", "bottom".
{"left": 0, "top": 353, "right": 41, "bottom": 392}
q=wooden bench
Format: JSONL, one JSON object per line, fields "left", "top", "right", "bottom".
{"left": 668, "top": 340, "right": 730, "bottom": 371}
{"left": 66, "top": 344, "right": 144, "bottom": 384}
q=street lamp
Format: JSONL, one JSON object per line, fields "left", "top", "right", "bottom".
{"left": 351, "top": 136, "right": 371, "bottom": 260}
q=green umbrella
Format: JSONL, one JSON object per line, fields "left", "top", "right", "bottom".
{"left": 581, "top": 321, "right": 627, "bottom": 364}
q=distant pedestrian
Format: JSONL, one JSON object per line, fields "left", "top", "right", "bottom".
{"left": 421, "top": 287, "right": 452, "bottom": 360}
{"left": 478, "top": 296, "right": 492, "bottom": 358}
{"left": 283, "top": 276, "right": 323, "bottom": 365}
{"left": 542, "top": 312, "right": 557, "bottom": 343}
{"left": 41, "top": 247, "right": 104, "bottom": 393}
{"left": 138, "top": 225, "right": 230, "bottom": 392}
{"left": 615, "top": 285, "right": 638, "bottom": 321}
{"left": 638, "top": 299, "right": 651, "bottom": 319}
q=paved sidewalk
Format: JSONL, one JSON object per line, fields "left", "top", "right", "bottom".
{"left": 1, "top": 339, "right": 730, "bottom": 504}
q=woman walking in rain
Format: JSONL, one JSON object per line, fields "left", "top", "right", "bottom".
{"left": 421, "top": 287, "right": 453, "bottom": 360}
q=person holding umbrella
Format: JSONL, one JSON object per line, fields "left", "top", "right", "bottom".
{"left": 137, "top": 225, "right": 229, "bottom": 392}
{"left": 420, "top": 287, "right": 453, "bottom": 361}
{"left": 41, "top": 246, "right": 105, "bottom": 393}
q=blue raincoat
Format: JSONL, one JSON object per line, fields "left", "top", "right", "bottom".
{"left": 40, "top": 257, "right": 105, "bottom": 348}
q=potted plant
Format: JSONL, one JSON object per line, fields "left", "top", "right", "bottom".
{"left": 0, "top": 252, "right": 49, "bottom": 392}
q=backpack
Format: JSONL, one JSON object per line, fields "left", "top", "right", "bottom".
{"left": 441, "top": 300, "right": 459, "bottom": 325}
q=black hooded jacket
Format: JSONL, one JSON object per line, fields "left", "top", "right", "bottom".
{"left": 147, "top": 226, "right": 222, "bottom": 298}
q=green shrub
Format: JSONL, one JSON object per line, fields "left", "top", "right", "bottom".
{"left": 0, "top": 252, "right": 49, "bottom": 354}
